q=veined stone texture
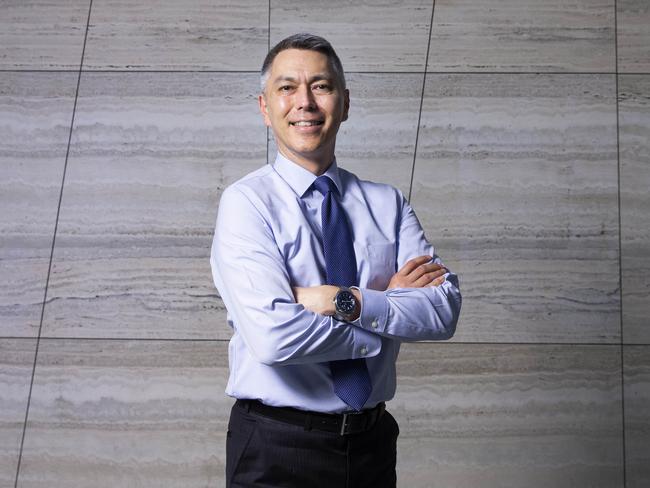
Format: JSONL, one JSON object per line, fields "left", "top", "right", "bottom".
{"left": 0, "top": 339, "right": 36, "bottom": 487}
{"left": 617, "top": 0, "right": 650, "bottom": 73}
{"left": 428, "top": 0, "right": 615, "bottom": 72}
{"left": 0, "top": 0, "right": 89, "bottom": 70}
{"left": 619, "top": 75, "right": 650, "bottom": 344}
{"left": 18, "top": 339, "right": 229, "bottom": 487}
{"left": 392, "top": 343, "right": 623, "bottom": 488}
{"left": 41, "top": 72, "right": 265, "bottom": 339}
{"left": 1, "top": 1, "right": 648, "bottom": 487}
{"left": 0, "top": 73, "right": 77, "bottom": 338}
{"left": 412, "top": 73, "right": 619, "bottom": 343}
{"left": 270, "top": 0, "right": 433, "bottom": 72}
{"left": 83, "top": 0, "right": 269, "bottom": 71}
{"left": 624, "top": 346, "right": 650, "bottom": 488}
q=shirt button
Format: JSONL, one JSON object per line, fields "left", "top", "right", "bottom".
{"left": 360, "top": 346, "right": 368, "bottom": 356}
{"left": 371, "top": 319, "right": 379, "bottom": 329}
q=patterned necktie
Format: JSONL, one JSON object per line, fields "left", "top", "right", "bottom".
{"left": 313, "top": 175, "right": 372, "bottom": 411}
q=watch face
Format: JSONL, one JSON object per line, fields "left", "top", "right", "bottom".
{"left": 336, "top": 290, "right": 356, "bottom": 314}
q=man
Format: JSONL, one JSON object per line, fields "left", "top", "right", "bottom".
{"left": 210, "top": 33, "right": 461, "bottom": 488}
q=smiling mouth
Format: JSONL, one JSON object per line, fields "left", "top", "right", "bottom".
{"left": 289, "top": 120, "right": 324, "bottom": 127}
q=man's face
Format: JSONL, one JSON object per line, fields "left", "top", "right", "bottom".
{"left": 259, "top": 49, "right": 349, "bottom": 169}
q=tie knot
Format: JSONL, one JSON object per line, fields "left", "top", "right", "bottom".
{"left": 313, "top": 176, "right": 337, "bottom": 196}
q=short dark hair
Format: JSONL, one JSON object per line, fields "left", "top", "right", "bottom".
{"left": 260, "top": 33, "right": 346, "bottom": 92}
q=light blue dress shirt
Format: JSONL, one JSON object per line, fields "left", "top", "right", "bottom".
{"left": 210, "top": 153, "right": 461, "bottom": 413}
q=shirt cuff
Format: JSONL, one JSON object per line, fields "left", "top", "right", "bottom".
{"left": 348, "top": 322, "right": 382, "bottom": 358}
{"left": 351, "top": 287, "right": 389, "bottom": 334}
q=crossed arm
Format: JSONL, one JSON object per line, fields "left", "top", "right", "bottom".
{"left": 293, "top": 255, "right": 448, "bottom": 320}
{"left": 212, "top": 185, "right": 461, "bottom": 365}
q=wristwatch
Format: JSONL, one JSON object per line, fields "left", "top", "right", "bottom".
{"left": 333, "top": 286, "right": 357, "bottom": 322}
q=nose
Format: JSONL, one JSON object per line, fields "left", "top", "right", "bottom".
{"left": 295, "top": 84, "right": 316, "bottom": 111}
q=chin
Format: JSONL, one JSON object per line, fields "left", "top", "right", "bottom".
{"left": 288, "top": 141, "right": 323, "bottom": 154}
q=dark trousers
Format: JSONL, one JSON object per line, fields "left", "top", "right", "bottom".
{"left": 226, "top": 401, "right": 399, "bottom": 488}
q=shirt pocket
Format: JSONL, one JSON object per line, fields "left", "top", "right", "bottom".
{"left": 359, "top": 242, "right": 396, "bottom": 291}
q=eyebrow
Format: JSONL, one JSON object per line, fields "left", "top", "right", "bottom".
{"left": 272, "top": 74, "right": 333, "bottom": 85}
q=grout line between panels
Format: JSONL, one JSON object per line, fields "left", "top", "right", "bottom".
{"left": 4, "top": 69, "right": 650, "bottom": 75}
{"left": 266, "top": 0, "right": 270, "bottom": 163}
{"left": 614, "top": 1, "right": 627, "bottom": 486}
{"left": 407, "top": 0, "right": 437, "bottom": 203}
{"left": 3, "top": 337, "right": 641, "bottom": 346}
{"left": 29, "top": 337, "right": 232, "bottom": 343}
{"left": 12, "top": 1, "right": 94, "bottom": 487}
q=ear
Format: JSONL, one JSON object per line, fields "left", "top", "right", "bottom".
{"left": 258, "top": 93, "right": 272, "bottom": 127}
{"left": 341, "top": 88, "right": 350, "bottom": 122}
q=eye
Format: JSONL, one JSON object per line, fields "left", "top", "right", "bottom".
{"left": 279, "top": 85, "right": 294, "bottom": 93}
{"left": 313, "top": 83, "right": 332, "bottom": 92}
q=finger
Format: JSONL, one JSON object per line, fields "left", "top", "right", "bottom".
{"left": 413, "top": 270, "right": 446, "bottom": 288}
{"left": 398, "top": 255, "right": 433, "bottom": 275}
{"left": 408, "top": 262, "right": 445, "bottom": 281}
{"left": 424, "top": 275, "right": 446, "bottom": 287}
{"left": 429, "top": 268, "right": 447, "bottom": 280}
{"left": 430, "top": 276, "right": 446, "bottom": 287}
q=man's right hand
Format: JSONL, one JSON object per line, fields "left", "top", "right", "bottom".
{"left": 386, "top": 255, "right": 447, "bottom": 290}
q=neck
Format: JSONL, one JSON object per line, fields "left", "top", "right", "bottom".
{"left": 278, "top": 147, "right": 334, "bottom": 176}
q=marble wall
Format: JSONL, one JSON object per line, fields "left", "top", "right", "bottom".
{"left": 1, "top": 0, "right": 648, "bottom": 487}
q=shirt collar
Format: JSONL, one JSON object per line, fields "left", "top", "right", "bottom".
{"left": 272, "top": 151, "right": 343, "bottom": 198}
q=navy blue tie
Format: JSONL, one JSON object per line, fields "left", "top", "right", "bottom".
{"left": 313, "top": 175, "right": 372, "bottom": 411}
